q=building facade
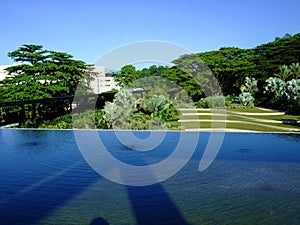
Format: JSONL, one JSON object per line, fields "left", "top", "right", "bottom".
{"left": 0, "top": 65, "right": 11, "bottom": 81}
{"left": 89, "top": 66, "right": 118, "bottom": 94}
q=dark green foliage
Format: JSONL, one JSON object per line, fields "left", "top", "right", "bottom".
{"left": 0, "top": 44, "right": 95, "bottom": 127}
{"left": 172, "top": 34, "right": 300, "bottom": 98}
{"left": 114, "top": 65, "right": 140, "bottom": 87}
{"left": 119, "top": 65, "right": 204, "bottom": 102}
{"left": 1, "top": 44, "right": 93, "bottom": 101}
{"left": 287, "top": 98, "right": 300, "bottom": 115}
{"left": 173, "top": 47, "right": 256, "bottom": 96}
{"left": 40, "top": 110, "right": 109, "bottom": 129}
{"left": 101, "top": 89, "right": 180, "bottom": 130}
{"left": 252, "top": 33, "right": 300, "bottom": 82}
{"left": 195, "top": 96, "right": 225, "bottom": 108}
{"left": 161, "top": 67, "right": 204, "bottom": 102}
{"left": 39, "top": 114, "right": 73, "bottom": 129}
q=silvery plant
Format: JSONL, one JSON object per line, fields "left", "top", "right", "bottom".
{"left": 103, "top": 89, "right": 140, "bottom": 129}
{"left": 143, "top": 95, "right": 170, "bottom": 115}
{"left": 238, "top": 92, "right": 254, "bottom": 106}
{"left": 240, "top": 77, "right": 258, "bottom": 94}
{"left": 264, "top": 77, "right": 300, "bottom": 101}
{"left": 285, "top": 79, "right": 300, "bottom": 100}
{"left": 264, "top": 77, "right": 286, "bottom": 97}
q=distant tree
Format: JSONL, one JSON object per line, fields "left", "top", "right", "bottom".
{"left": 171, "top": 33, "right": 300, "bottom": 103}
{"left": 114, "top": 65, "right": 140, "bottom": 87}
{"left": 116, "top": 64, "right": 204, "bottom": 102}
{"left": 173, "top": 47, "right": 256, "bottom": 95}
{"left": 139, "top": 65, "right": 167, "bottom": 78}
{"left": 161, "top": 66, "right": 205, "bottom": 101}
{"left": 283, "top": 33, "right": 292, "bottom": 39}
{"left": 252, "top": 33, "right": 300, "bottom": 81}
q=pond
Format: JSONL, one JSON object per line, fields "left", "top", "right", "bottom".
{"left": 0, "top": 129, "right": 299, "bottom": 224}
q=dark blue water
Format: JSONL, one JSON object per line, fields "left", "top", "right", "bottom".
{"left": 0, "top": 130, "right": 299, "bottom": 224}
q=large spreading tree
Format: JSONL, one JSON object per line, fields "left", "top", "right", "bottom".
{"left": 173, "top": 47, "right": 256, "bottom": 96}
{"left": 0, "top": 44, "right": 93, "bottom": 101}
{"left": 0, "top": 44, "right": 95, "bottom": 126}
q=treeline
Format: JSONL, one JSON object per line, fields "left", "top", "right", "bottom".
{"left": 1, "top": 33, "right": 299, "bottom": 127}
{"left": 179, "top": 33, "right": 300, "bottom": 96}
{"left": 114, "top": 33, "right": 300, "bottom": 112}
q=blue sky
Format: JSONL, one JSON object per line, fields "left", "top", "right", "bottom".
{"left": 0, "top": 0, "right": 299, "bottom": 65}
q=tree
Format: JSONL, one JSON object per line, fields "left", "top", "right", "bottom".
{"left": 116, "top": 64, "right": 203, "bottom": 102}
{"left": 1, "top": 44, "right": 93, "bottom": 100}
{"left": 274, "top": 65, "right": 291, "bottom": 81}
{"left": 171, "top": 33, "right": 300, "bottom": 103}
{"left": 114, "top": 65, "right": 140, "bottom": 87}
{"left": 161, "top": 66, "right": 205, "bottom": 102}
{"left": 173, "top": 47, "right": 256, "bottom": 95}
{"left": 0, "top": 44, "right": 94, "bottom": 126}
{"left": 289, "top": 63, "right": 300, "bottom": 79}
{"left": 252, "top": 33, "right": 300, "bottom": 81}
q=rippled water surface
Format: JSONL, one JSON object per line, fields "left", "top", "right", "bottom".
{"left": 0, "top": 129, "right": 299, "bottom": 224}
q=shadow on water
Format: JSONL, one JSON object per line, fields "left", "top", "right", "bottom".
{"left": 0, "top": 164, "right": 101, "bottom": 225}
{"left": 126, "top": 184, "right": 189, "bottom": 225}
{"left": 122, "top": 154, "right": 189, "bottom": 225}
{"left": 0, "top": 130, "right": 189, "bottom": 225}
{"left": 0, "top": 130, "right": 102, "bottom": 224}
{"left": 90, "top": 217, "right": 110, "bottom": 225}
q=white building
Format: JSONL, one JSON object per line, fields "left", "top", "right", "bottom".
{"left": 90, "top": 66, "right": 118, "bottom": 94}
{"left": 0, "top": 65, "right": 11, "bottom": 81}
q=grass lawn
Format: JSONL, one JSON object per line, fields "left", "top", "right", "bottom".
{"left": 179, "top": 107, "right": 300, "bottom": 132}
{"left": 181, "top": 121, "right": 288, "bottom": 132}
{"left": 226, "top": 107, "right": 278, "bottom": 113}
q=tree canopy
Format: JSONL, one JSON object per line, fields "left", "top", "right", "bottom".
{"left": 114, "top": 64, "right": 140, "bottom": 88}
{"left": 173, "top": 47, "right": 256, "bottom": 95}
{"left": 172, "top": 33, "right": 300, "bottom": 96}
{"left": 0, "top": 44, "right": 93, "bottom": 101}
{"left": 252, "top": 33, "right": 300, "bottom": 81}
{"left": 0, "top": 44, "right": 96, "bottom": 127}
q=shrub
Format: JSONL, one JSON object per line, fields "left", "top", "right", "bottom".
{"left": 39, "top": 114, "right": 72, "bottom": 129}
{"left": 238, "top": 92, "right": 254, "bottom": 107}
{"left": 195, "top": 96, "right": 225, "bottom": 108}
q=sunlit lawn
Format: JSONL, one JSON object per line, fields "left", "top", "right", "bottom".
{"left": 179, "top": 107, "right": 300, "bottom": 132}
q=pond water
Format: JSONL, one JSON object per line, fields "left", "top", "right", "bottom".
{"left": 0, "top": 129, "right": 299, "bottom": 225}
